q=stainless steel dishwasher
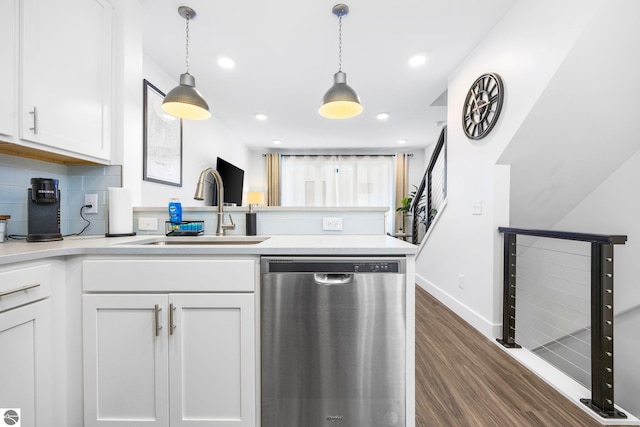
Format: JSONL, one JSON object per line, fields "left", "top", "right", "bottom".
{"left": 261, "top": 256, "right": 406, "bottom": 427}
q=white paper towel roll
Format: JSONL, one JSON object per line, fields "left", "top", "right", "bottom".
{"left": 108, "top": 187, "right": 133, "bottom": 235}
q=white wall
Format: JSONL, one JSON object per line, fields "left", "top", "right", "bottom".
{"left": 554, "top": 148, "right": 640, "bottom": 313}
{"left": 110, "top": 1, "right": 251, "bottom": 209}
{"left": 139, "top": 57, "right": 251, "bottom": 207}
{"left": 415, "top": 0, "right": 604, "bottom": 336}
{"left": 498, "top": 0, "right": 640, "bottom": 229}
{"left": 110, "top": 0, "right": 144, "bottom": 205}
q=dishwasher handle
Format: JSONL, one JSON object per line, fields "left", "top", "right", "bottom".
{"left": 313, "top": 273, "right": 353, "bottom": 285}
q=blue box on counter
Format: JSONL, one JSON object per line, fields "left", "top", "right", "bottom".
{"left": 165, "top": 220, "right": 204, "bottom": 236}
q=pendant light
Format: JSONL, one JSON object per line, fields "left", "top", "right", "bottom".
{"left": 319, "top": 4, "right": 363, "bottom": 119}
{"left": 162, "top": 6, "right": 211, "bottom": 120}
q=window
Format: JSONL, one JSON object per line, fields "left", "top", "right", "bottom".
{"left": 280, "top": 155, "right": 395, "bottom": 229}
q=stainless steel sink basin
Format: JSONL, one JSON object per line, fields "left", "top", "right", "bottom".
{"left": 126, "top": 236, "right": 269, "bottom": 246}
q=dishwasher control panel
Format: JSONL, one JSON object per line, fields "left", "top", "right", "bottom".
{"left": 353, "top": 262, "right": 398, "bottom": 273}
{"left": 262, "top": 257, "right": 404, "bottom": 274}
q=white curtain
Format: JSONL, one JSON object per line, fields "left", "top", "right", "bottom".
{"left": 281, "top": 155, "right": 395, "bottom": 231}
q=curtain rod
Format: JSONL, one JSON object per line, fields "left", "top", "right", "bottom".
{"left": 263, "top": 153, "right": 413, "bottom": 158}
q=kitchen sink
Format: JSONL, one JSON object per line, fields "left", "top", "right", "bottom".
{"left": 125, "top": 236, "right": 270, "bottom": 246}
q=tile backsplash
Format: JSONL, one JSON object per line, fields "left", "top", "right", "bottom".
{"left": 0, "top": 154, "right": 122, "bottom": 237}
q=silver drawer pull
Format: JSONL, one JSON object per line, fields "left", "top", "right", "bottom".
{"left": 29, "top": 107, "right": 39, "bottom": 134}
{"left": 154, "top": 304, "right": 163, "bottom": 337}
{"left": 0, "top": 283, "right": 41, "bottom": 298}
{"left": 169, "top": 303, "right": 176, "bottom": 336}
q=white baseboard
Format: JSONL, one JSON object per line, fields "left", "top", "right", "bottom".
{"left": 415, "top": 273, "right": 501, "bottom": 339}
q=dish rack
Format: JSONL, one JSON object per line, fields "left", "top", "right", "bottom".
{"left": 165, "top": 220, "right": 204, "bottom": 236}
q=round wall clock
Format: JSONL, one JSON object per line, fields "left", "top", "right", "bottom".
{"left": 462, "top": 73, "right": 504, "bottom": 140}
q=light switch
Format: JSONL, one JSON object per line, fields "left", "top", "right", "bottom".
{"left": 472, "top": 200, "right": 482, "bottom": 215}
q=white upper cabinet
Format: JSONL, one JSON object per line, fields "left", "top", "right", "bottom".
{"left": 0, "top": 0, "right": 17, "bottom": 137}
{"left": 20, "top": 0, "right": 113, "bottom": 162}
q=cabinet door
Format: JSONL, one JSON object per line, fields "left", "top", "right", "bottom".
{"left": 169, "top": 294, "right": 256, "bottom": 427}
{"left": 83, "top": 294, "right": 169, "bottom": 427}
{"left": 20, "top": 0, "right": 112, "bottom": 161}
{"left": 0, "top": 299, "right": 52, "bottom": 427}
{"left": 0, "top": 0, "right": 17, "bottom": 137}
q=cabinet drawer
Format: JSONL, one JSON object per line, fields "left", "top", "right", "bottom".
{"left": 0, "top": 263, "right": 52, "bottom": 312}
{"left": 82, "top": 258, "right": 256, "bottom": 292}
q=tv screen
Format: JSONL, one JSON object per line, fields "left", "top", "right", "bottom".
{"left": 211, "top": 157, "right": 244, "bottom": 206}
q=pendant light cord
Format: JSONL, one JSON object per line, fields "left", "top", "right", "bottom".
{"left": 338, "top": 12, "right": 343, "bottom": 72}
{"left": 185, "top": 14, "right": 191, "bottom": 73}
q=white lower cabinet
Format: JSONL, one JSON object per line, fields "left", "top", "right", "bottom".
{"left": 0, "top": 262, "right": 54, "bottom": 427}
{"left": 0, "top": 301, "right": 52, "bottom": 427}
{"left": 83, "top": 292, "right": 255, "bottom": 427}
{"left": 82, "top": 294, "right": 169, "bottom": 426}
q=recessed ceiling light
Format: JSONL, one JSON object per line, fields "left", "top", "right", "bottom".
{"left": 376, "top": 112, "right": 390, "bottom": 121}
{"left": 397, "top": 139, "right": 408, "bottom": 145}
{"left": 272, "top": 140, "right": 282, "bottom": 145}
{"left": 217, "top": 56, "right": 235, "bottom": 69}
{"left": 255, "top": 113, "right": 268, "bottom": 121}
{"left": 408, "top": 54, "right": 427, "bottom": 67}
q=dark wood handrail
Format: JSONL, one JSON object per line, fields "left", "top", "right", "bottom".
{"left": 498, "top": 227, "right": 627, "bottom": 245}
{"left": 410, "top": 126, "right": 447, "bottom": 243}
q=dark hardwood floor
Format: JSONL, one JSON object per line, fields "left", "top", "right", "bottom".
{"left": 415, "top": 285, "right": 634, "bottom": 427}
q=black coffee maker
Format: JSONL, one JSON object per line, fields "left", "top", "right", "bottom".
{"left": 27, "top": 178, "right": 63, "bottom": 242}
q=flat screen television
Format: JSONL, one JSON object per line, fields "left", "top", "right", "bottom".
{"left": 211, "top": 157, "right": 244, "bottom": 206}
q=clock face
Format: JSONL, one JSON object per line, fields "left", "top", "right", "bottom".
{"left": 462, "top": 73, "right": 504, "bottom": 140}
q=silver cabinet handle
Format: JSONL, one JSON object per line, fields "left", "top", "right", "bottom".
{"left": 0, "top": 283, "right": 41, "bottom": 298}
{"left": 169, "top": 303, "right": 176, "bottom": 335}
{"left": 154, "top": 304, "right": 163, "bottom": 337}
{"left": 29, "top": 107, "right": 38, "bottom": 134}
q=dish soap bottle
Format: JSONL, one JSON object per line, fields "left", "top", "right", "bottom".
{"left": 168, "top": 198, "right": 182, "bottom": 225}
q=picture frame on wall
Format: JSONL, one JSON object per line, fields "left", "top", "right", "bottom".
{"left": 143, "top": 79, "right": 183, "bottom": 187}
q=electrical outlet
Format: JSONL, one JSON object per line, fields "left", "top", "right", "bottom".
{"left": 138, "top": 217, "right": 159, "bottom": 231}
{"left": 458, "top": 273, "right": 465, "bottom": 289}
{"left": 84, "top": 194, "right": 98, "bottom": 214}
{"left": 322, "top": 216, "right": 343, "bottom": 231}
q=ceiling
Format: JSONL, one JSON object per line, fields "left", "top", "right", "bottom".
{"left": 140, "top": 0, "right": 517, "bottom": 150}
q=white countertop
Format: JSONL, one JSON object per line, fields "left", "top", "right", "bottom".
{"left": 134, "top": 206, "right": 390, "bottom": 212}
{"left": 0, "top": 234, "right": 416, "bottom": 265}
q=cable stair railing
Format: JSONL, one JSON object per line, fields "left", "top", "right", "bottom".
{"left": 409, "top": 126, "right": 447, "bottom": 245}
{"left": 498, "top": 227, "right": 628, "bottom": 420}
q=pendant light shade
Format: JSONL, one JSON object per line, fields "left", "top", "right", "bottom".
{"left": 319, "top": 4, "right": 362, "bottom": 119}
{"left": 162, "top": 6, "right": 211, "bottom": 121}
{"left": 162, "top": 72, "right": 210, "bottom": 120}
{"left": 319, "top": 71, "right": 363, "bottom": 119}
